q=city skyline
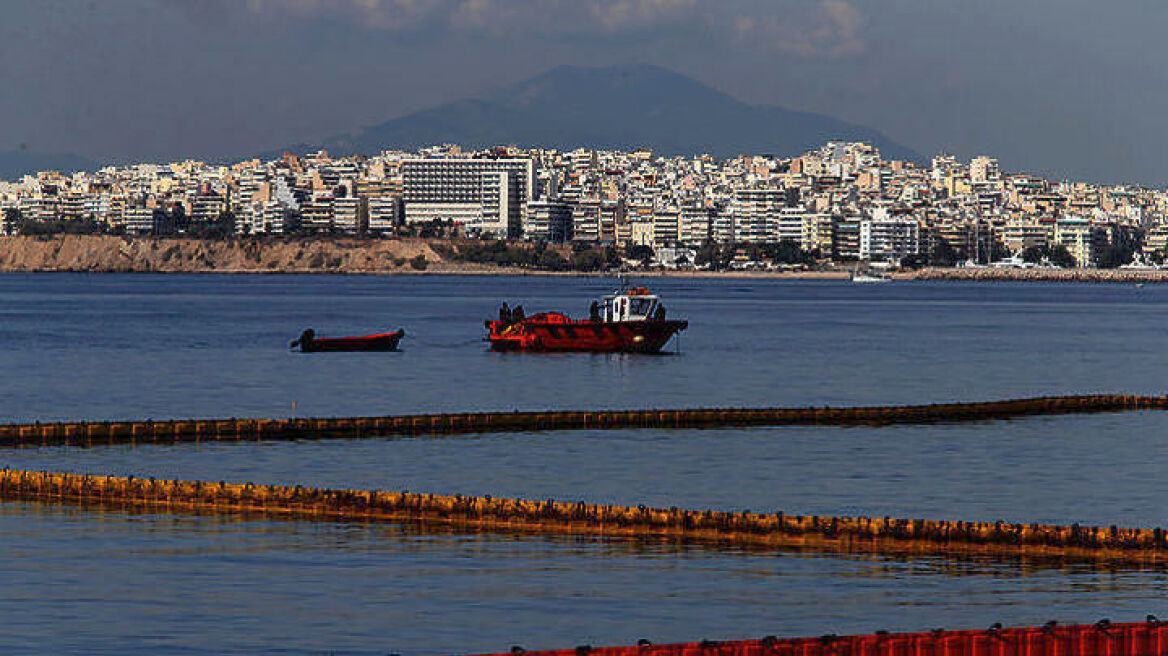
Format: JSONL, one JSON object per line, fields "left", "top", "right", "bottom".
{"left": 3, "top": 138, "right": 1161, "bottom": 270}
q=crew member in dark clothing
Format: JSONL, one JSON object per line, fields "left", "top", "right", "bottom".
{"left": 499, "top": 302, "right": 511, "bottom": 324}
{"left": 653, "top": 304, "right": 667, "bottom": 321}
{"left": 589, "top": 300, "right": 601, "bottom": 322}
{"left": 512, "top": 305, "right": 525, "bottom": 322}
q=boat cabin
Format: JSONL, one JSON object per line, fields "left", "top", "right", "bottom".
{"left": 601, "top": 287, "right": 662, "bottom": 322}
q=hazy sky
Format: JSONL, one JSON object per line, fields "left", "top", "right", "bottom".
{"left": 2, "top": 0, "right": 1164, "bottom": 184}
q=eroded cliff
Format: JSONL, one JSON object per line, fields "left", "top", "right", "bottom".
{"left": 0, "top": 235, "right": 451, "bottom": 274}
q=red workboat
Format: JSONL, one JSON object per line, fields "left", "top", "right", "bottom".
{"left": 290, "top": 328, "right": 404, "bottom": 353}
{"left": 485, "top": 287, "right": 687, "bottom": 353}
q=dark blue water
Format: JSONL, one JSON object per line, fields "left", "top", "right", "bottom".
{"left": 9, "top": 412, "right": 1168, "bottom": 528}
{"left": 2, "top": 501, "right": 1164, "bottom": 656}
{"left": 4, "top": 274, "right": 1168, "bottom": 655}
{"left": 3, "top": 273, "right": 1167, "bottom": 422}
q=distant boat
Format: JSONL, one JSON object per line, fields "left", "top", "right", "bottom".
{"left": 290, "top": 328, "right": 404, "bottom": 353}
{"left": 851, "top": 269, "right": 892, "bottom": 283}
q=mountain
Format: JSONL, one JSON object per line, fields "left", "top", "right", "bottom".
{"left": 0, "top": 151, "right": 98, "bottom": 181}
{"left": 310, "top": 64, "right": 919, "bottom": 161}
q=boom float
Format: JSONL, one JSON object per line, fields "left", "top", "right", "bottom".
{"left": 2, "top": 394, "right": 1167, "bottom": 447}
{"left": 7, "top": 469, "right": 1168, "bottom": 563}
{"left": 467, "top": 620, "right": 1168, "bottom": 656}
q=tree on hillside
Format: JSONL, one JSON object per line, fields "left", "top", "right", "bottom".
{"left": 13, "top": 215, "right": 103, "bottom": 236}
{"left": 536, "top": 248, "right": 568, "bottom": 271}
{"left": 988, "top": 240, "right": 1011, "bottom": 263}
{"left": 169, "top": 204, "right": 188, "bottom": 233}
{"left": 187, "top": 211, "right": 236, "bottom": 239}
{"left": 567, "top": 246, "right": 619, "bottom": 272}
{"left": 569, "top": 248, "right": 605, "bottom": 271}
{"left": 627, "top": 244, "right": 655, "bottom": 266}
{"left": 1095, "top": 243, "right": 1135, "bottom": 269}
{"left": 1048, "top": 244, "right": 1077, "bottom": 268}
{"left": 771, "top": 238, "right": 811, "bottom": 264}
{"left": 929, "top": 240, "right": 959, "bottom": 266}
{"left": 1022, "top": 244, "right": 1078, "bottom": 268}
{"left": 1021, "top": 245, "right": 1045, "bottom": 264}
{"left": 214, "top": 211, "right": 236, "bottom": 238}
{"left": 695, "top": 239, "right": 731, "bottom": 270}
{"left": 899, "top": 252, "right": 927, "bottom": 269}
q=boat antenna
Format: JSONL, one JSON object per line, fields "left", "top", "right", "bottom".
{"left": 614, "top": 269, "right": 630, "bottom": 292}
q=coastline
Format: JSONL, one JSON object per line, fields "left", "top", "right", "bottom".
{"left": 1, "top": 235, "right": 1165, "bottom": 282}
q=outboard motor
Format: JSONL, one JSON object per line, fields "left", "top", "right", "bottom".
{"left": 291, "top": 328, "right": 315, "bottom": 352}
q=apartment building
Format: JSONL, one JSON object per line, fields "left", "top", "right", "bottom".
{"left": 524, "top": 199, "right": 573, "bottom": 243}
{"left": 678, "top": 205, "right": 712, "bottom": 247}
{"left": 1055, "top": 217, "right": 1109, "bottom": 266}
{"left": 402, "top": 157, "right": 533, "bottom": 237}
{"left": 730, "top": 188, "right": 785, "bottom": 243}
{"left": 367, "top": 196, "right": 401, "bottom": 234}
{"left": 860, "top": 215, "right": 920, "bottom": 262}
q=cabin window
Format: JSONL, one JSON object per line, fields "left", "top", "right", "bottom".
{"left": 629, "top": 298, "right": 654, "bottom": 317}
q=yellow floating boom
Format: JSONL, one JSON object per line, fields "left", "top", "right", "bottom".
{"left": 1, "top": 394, "right": 1166, "bottom": 447}
{"left": 4, "top": 468, "right": 1168, "bottom": 563}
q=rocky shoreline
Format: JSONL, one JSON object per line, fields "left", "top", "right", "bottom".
{"left": 0, "top": 234, "right": 474, "bottom": 275}
{"left": 909, "top": 266, "right": 1168, "bottom": 283}
{"left": 1, "top": 235, "right": 1165, "bottom": 282}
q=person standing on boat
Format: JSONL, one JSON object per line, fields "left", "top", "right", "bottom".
{"left": 512, "top": 305, "right": 525, "bottom": 322}
{"left": 589, "top": 300, "right": 601, "bottom": 322}
{"left": 499, "top": 302, "right": 511, "bottom": 324}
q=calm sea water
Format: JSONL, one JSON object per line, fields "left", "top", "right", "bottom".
{"left": 3, "top": 273, "right": 1168, "bottom": 422}
{"left": 3, "top": 274, "right": 1168, "bottom": 655}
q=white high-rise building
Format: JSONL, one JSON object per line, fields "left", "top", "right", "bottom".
{"left": 402, "top": 158, "right": 533, "bottom": 237}
{"left": 859, "top": 213, "right": 920, "bottom": 262}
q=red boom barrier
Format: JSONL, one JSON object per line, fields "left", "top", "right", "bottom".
{"left": 465, "top": 620, "right": 1168, "bottom": 656}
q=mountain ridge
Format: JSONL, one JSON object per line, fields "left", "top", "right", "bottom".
{"left": 308, "top": 64, "right": 920, "bottom": 161}
{"left": 0, "top": 151, "right": 99, "bottom": 182}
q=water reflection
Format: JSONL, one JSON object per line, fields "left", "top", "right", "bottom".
{"left": 3, "top": 500, "right": 1167, "bottom": 655}
{"left": 8, "top": 498, "right": 1168, "bottom": 579}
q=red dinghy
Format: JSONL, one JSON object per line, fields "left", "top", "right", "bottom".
{"left": 486, "top": 286, "right": 687, "bottom": 354}
{"left": 291, "top": 328, "right": 404, "bottom": 353}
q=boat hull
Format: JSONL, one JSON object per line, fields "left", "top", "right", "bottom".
{"left": 297, "top": 329, "right": 404, "bottom": 353}
{"left": 486, "top": 319, "right": 687, "bottom": 353}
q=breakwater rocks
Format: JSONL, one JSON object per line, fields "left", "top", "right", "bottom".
{"left": 5, "top": 468, "right": 1168, "bottom": 562}
{"left": 0, "top": 234, "right": 454, "bottom": 274}
{"left": 911, "top": 266, "right": 1168, "bottom": 283}
{"left": 3, "top": 395, "right": 1166, "bottom": 447}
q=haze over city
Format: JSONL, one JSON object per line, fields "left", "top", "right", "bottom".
{"left": 3, "top": 0, "right": 1166, "bottom": 184}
